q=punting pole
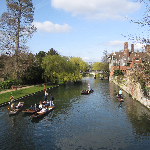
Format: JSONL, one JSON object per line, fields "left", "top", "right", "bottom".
{"left": 43, "top": 83, "right": 45, "bottom": 101}
{"left": 8, "top": 91, "right": 13, "bottom": 110}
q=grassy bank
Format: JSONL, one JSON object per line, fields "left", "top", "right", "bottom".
{"left": 0, "top": 84, "right": 61, "bottom": 104}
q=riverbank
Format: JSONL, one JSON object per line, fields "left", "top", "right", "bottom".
{"left": 0, "top": 83, "right": 63, "bottom": 106}
{"left": 109, "top": 75, "right": 150, "bottom": 109}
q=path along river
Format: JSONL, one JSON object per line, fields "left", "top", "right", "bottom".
{"left": 0, "top": 77, "right": 150, "bottom": 150}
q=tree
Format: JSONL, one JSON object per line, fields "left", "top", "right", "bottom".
{"left": 41, "top": 56, "right": 86, "bottom": 83}
{"left": 101, "top": 49, "right": 109, "bottom": 63}
{"left": 47, "top": 48, "right": 59, "bottom": 56}
{"left": 69, "top": 57, "right": 88, "bottom": 72}
{"left": 2, "top": 52, "right": 36, "bottom": 81}
{"left": 41, "top": 55, "right": 67, "bottom": 83}
{"left": 0, "top": 0, "right": 36, "bottom": 81}
{"left": 35, "top": 51, "right": 46, "bottom": 65}
{"left": 126, "top": 0, "right": 150, "bottom": 45}
{"left": 101, "top": 62, "right": 109, "bottom": 72}
{"left": 21, "top": 65, "right": 45, "bottom": 84}
{"left": 92, "top": 62, "right": 102, "bottom": 71}
{"left": 0, "top": 54, "right": 9, "bottom": 78}
{"left": 100, "top": 49, "right": 109, "bottom": 72}
{"left": 113, "top": 70, "right": 123, "bottom": 76}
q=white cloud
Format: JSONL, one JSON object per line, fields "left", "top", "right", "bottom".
{"left": 51, "top": 0, "right": 141, "bottom": 20}
{"left": 33, "top": 21, "right": 72, "bottom": 33}
{"left": 134, "top": 43, "right": 145, "bottom": 50}
{"left": 82, "top": 57, "right": 90, "bottom": 61}
{"left": 107, "top": 40, "right": 125, "bottom": 46}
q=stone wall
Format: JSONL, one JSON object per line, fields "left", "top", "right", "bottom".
{"left": 109, "top": 75, "right": 150, "bottom": 109}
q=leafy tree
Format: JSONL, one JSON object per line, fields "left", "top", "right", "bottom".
{"left": 41, "top": 55, "right": 67, "bottom": 83}
{"left": 0, "top": 0, "right": 36, "bottom": 81}
{"left": 35, "top": 51, "right": 46, "bottom": 65}
{"left": 69, "top": 57, "right": 88, "bottom": 72}
{"left": 21, "top": 65, "right": 45, "bottom": 84}
{"left": 41, "top": 55, "right": 85, "bottom": 83}
{"left": 101, "top": 62, "right": 109, "bottom": 72}
{"left": 47, "top": 48, "right": 59, "bottom": 56}
{"left": 92, "top": 62, "right": 102, "bottom": 71}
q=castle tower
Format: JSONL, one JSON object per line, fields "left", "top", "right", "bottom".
{"left": 131, "top": 44, "right": 134, "bottom": 53}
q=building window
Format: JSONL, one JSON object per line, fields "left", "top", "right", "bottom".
{"left": 135, "top": 58, "right": 139, "bottom": 61}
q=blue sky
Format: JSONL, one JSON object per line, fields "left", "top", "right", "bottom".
{"left": 0, "top": 0, "right": 149, "bottom": 62}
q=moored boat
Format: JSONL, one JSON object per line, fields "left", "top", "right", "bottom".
{"left": 9, "top": 102, "right": 24, "bottom": 115}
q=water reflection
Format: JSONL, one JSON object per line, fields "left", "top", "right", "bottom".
{"left": 0, "top": 78, "right": 150, "bottom": 150}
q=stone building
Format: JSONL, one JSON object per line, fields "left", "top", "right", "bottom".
{"left": 109, "top": 42, "right": 150, "bottom": 77}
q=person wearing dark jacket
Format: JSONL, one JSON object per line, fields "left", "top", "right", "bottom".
{"left": 50, "top": 94, "right": 54, "bottom": 106}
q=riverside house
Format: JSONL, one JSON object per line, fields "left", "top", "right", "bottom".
{"left": 108, "top": 42, "right": 150, "bottom": 77}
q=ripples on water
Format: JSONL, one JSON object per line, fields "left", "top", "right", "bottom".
{"left": 0, "top": 77, "right": 150, "bottom": 150}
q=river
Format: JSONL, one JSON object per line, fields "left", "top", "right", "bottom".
{"left": 0, "top": 77, "right": 150, "bottom": 150}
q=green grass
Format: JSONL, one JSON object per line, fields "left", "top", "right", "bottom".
{"left": 0, "top": 84, "right": 60, "bottom": 104}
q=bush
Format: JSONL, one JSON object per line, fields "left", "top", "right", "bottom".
{"left": 113, "top": 70, "right": 123, "bottom": 76}
{"left": 0, "top": 79, "right": 18, "bottom": 89}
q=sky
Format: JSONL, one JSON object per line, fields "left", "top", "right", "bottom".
{"left": 0, "top": 0, "right": 149, "bottom": 62}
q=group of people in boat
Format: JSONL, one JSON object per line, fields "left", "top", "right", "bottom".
{"left": 15, "top": 102, "right": 22, "bottom": 109}
{"left": 82, "top": 84, "right": 94, "bottom": 94}
{"left": 10, "top": 102, "right": 22, "bottom": 110}
{"left": 28, "top": 90, "right": 55, "bottom": 111}
{"left": 82, "top": 89, "right": 94, "bottom": 94}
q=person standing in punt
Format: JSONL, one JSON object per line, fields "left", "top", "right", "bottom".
{"left": 119, "top": 89, "right": 122, "bottom": 98}
{"left": 50, "top": 94, "right": 54, "bottom": 106}
{"left": 44, "top": 90, "right": 48, "bottom": 102}
{"left": 88, "top": 84, "right": 90, "bottom": 93}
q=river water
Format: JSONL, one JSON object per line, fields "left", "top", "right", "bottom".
{"left": 0, "top": 77, "right": 150, "bottom": 150}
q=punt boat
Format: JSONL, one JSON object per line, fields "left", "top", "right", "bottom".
{"left": 9, "top": 102, "right": 24, "bottom": 115}
{"left": 116, "top": 95, "right": 124, "bottom": 102}
{"left": 31, "top": 106, "right": 55, "bottom": 118}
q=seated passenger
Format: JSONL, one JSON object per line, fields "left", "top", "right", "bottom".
{"left": 29, "top": 105, "right": 33, "bottom": 110}
{"left": 39, "top": 103, "right": 42, "bottom": 109}
{"left": 41, "top": 107, "right": 46, "bottom": 112}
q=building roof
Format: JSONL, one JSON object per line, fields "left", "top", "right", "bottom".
{"left": 109, "top": 51, "right": 150, "bottom": 63}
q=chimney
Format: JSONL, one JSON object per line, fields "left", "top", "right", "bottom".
{"left": 131, "top": 44, "right": 134, "bottom": 53}
{"left": 145, "top": 45, "right": 150, "bottom": 56}
{"left": 124, "top": 42, "right": 129, "bottom": 57}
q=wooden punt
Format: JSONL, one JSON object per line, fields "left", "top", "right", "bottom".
{"left": 9, "top": 102, "right": 24, "bottom": 115}
{"left": 116, "top": 95, "right": 124, "bottom": 102}
{"left": 81, "top": 90, "right": 94, "bottom": 95}
{"left": 22, "top": 101, "right": 50, "bottom": 114}
{"left": 22, "top": 108, "right": 41, "bottom": 114}
{"left": 31, "top": 106, "right": 55, "bottom": 118}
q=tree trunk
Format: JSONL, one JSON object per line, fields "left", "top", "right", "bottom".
{"left": 15, "top": 2, "right": 22, "bottom": 82}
